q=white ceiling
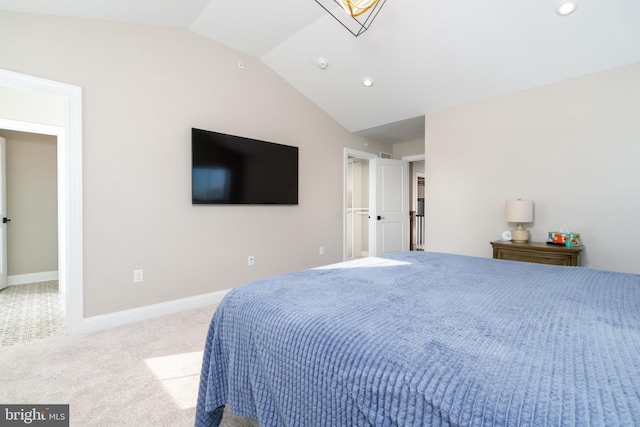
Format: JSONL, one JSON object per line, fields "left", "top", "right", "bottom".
{"left": 2, "top": 0, "right": 639, "bottom": 143}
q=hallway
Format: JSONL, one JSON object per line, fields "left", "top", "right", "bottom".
{"left": 0, "top": 281, "right": 65, "bottom": 347}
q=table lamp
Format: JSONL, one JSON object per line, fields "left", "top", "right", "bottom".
{"left": 506, "top": 199, "right": 533, "bottom": 243}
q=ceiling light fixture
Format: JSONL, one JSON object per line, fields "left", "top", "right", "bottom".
{"left": 362, "top": 77, "right": 374, "bottom": 87}
{"left": 314, "top": 0, "right": 388, "bottom": 37}
{"left": 556, "top": 0, "right": 578, "bottom": 16}
{"left": 339, "top": 0, "right": 378, "bottom": 17}
{"left": 317, "top": 58, "right": 329, "bottom": 70}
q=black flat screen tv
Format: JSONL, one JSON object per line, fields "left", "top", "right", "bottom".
{"left": 192, "top": 128, "right": 298, "bottom": 205}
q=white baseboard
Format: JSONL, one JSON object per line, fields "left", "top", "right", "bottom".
{"left": 81, "top": 289, "right": 231, "bottom": 335}
{"left": 8, "top": 271, "right": 59, "bottom": 286}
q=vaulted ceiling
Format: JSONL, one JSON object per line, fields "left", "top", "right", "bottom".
{"left": 1, "top": 0, "right": 639, "bottom": 143}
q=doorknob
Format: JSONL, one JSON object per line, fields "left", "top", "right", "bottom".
{"left": 2, "top": 217, "right": 10, "bottom": 224}
{"left": 377, "top": 216, "right": 385, "bottom": 220}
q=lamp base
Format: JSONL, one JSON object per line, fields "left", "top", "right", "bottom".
{"left": 511, "top": 225, "right": 529, "bottom": 243}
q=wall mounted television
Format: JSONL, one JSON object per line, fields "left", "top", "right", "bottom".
{"left": 192, "top": 128, "right": 299, "bottom": 205}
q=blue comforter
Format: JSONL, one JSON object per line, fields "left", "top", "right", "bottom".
{"left": 195, "top": 251, "right": 640, "bottom": 426}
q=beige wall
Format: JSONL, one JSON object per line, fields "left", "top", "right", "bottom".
{"left": 0, "top": 86, "right": 65, "bottom": 127}
{"left": 1, "top": 130, "right": 58, "bottom": 275}
{"left": 424, "top": 62, "right": 640, "bottom": 274}
{"left": 0, "top": 11, "right": 393, "bottom": 317}
{"left": 392, "top": 139, "right": 425, "bottom": 214}
{"left": 393, "top": 138, "right": 424, "bottom": 159}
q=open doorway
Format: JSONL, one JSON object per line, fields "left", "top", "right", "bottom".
{"left": 0, "top": 69, "right": 83, "bottom": 335}
{"left": 412, "top": 172, "right": 425, "bottom": 251}
{"left": 0, "top": 130, "right": 64, "bottom": 346}
{"left": 403, "top": 155, "right": 425, "bottom": 251}
{"left": 344, "top": 149, "right": 415, "bottom": 260}
{"left": 3, "top": 131, "right": 58, "bottom": 282}
{"left": 344, "top": 149, "right": 376, "bottom": 261}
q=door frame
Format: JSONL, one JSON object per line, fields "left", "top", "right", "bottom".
{"left": 402, "top": 154, "right": 425, "bottom": 213}
{"left": 343, "top": 148, "right": 376, "bottom": 261}
{"left": 0, "top": 69, "right": 84, "bottom": 335}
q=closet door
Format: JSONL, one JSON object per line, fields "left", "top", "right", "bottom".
{"left": 369, "top": 157, "right": 409, "bottom": 256}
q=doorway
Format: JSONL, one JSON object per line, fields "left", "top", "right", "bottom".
{"left": 343, "top": 149, "right": 411, "bottom": 260}
{"left": 0, "top": 69, "right": 83, "bottom": 335}
{"left": 2, "top": 131, "right": 59, "bottom": 285}
{"left": 346, "top": 157, "right": 371, "bottom": 260}
{"left": 412, "top": 172, "right": 425, "bottom": 250}
{"left": 344, "top": 149, "right": 376, "bottom": 261}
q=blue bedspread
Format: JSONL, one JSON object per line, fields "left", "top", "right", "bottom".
{"left": 195, "top": 251, "right": 640, "bottom": 426}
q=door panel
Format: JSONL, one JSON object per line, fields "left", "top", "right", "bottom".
{"left": 369, "top": 158, "right": 409, "bottom": 256}
{"left": 381, "top": 222, "right": 404, "bottom": 253}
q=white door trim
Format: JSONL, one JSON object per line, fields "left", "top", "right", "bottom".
{"left": 0, "top": 69, "right": 84, "bottom": 335}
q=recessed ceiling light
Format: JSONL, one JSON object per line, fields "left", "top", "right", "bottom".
{"left": 556, "top": 0, "right": 578, "bottom": 16}
{"left": 362, "top": 77, "right": 374, "bottom": 87}
{"left": 317, "top": 58, "right": 328, "bottom": 70}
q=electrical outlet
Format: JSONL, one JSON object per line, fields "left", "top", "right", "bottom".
{"left": 319, "top": 246, "right": 324, "bottom": 255}
{"left": 248, "top": 256, "right": 254, "bottom": 266}
{"left": 133, "top": 269, "right": 144, "bottom": 283}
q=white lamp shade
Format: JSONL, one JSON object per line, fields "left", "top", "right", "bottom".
{"left": 506, "top": 200, "right": 533, "bottom": 223}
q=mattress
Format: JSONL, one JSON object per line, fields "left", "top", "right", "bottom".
{"left": 195, "top": 251, "right": 640, "bottom": 426}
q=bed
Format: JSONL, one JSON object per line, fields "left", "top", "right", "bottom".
{"left": 195, "top": 251, "right": 640, "bottom": 426}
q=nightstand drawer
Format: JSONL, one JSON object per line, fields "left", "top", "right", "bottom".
{"left": 490, "top": 241, "right": 583, "bottom": 267}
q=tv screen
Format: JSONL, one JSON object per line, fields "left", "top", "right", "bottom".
{"left": 192, "top": 128, "right": 298, "bottom": 205}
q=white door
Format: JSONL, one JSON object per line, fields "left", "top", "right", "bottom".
{"left": 369, "top": 157, "right": 409, "bottom": 256}
{"left": 0, "top": 137, "right": 8, "bottom": 290}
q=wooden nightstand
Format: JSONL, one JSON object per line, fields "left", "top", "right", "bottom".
{"left": 490, "top": 240, "right": 584, "bottom": 266}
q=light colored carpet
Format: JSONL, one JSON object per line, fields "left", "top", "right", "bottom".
{"left": 0, "top": 304, "right": 258, "bottom": 427}
{"left": 0, "top": 281, "right": 66, "bottom": 347}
